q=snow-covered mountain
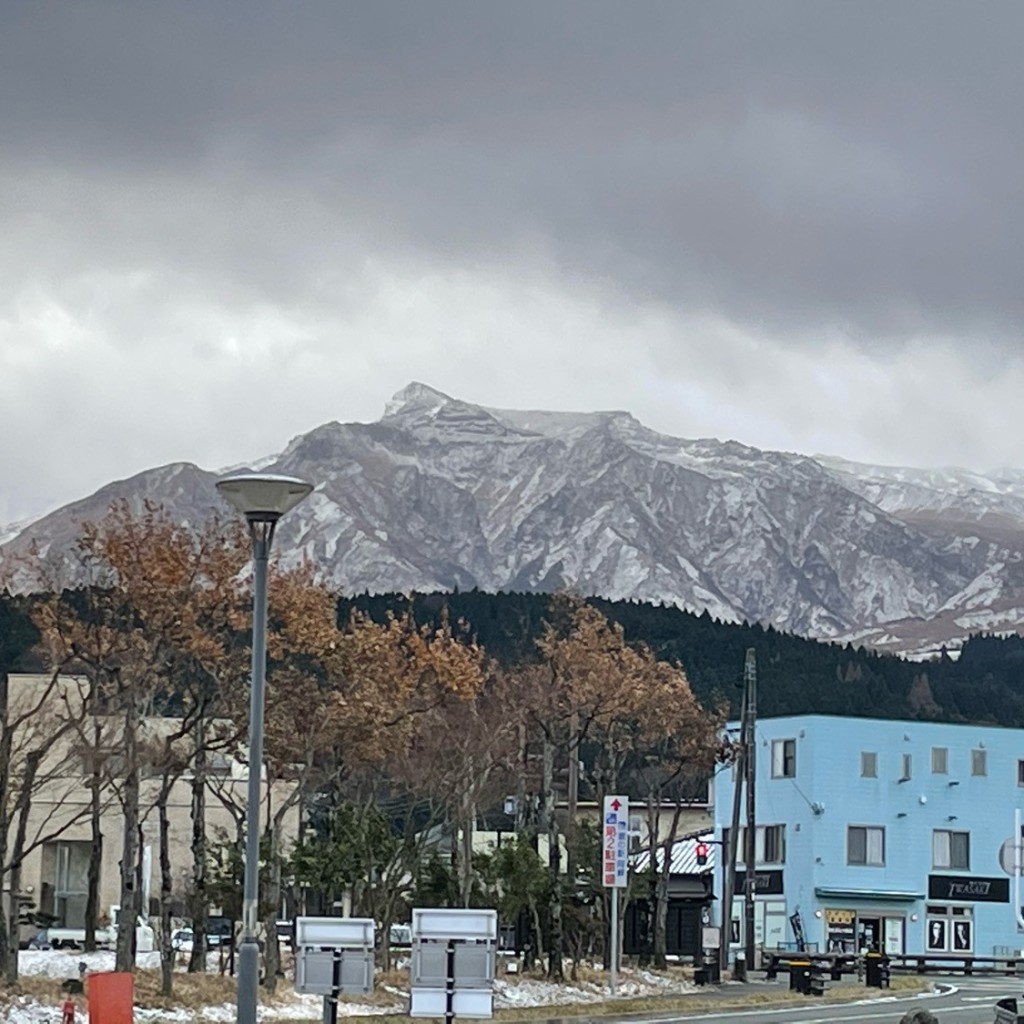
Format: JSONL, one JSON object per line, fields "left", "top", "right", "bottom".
{"left": 3, "top": 382, "right": 1022, "bottom": 656}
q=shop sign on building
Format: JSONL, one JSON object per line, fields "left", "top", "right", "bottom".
{"left": 732, "top": 869, "right": 784, "bottom": 896}
{"left": 927, "top": 875, "right": 1009, "bottom": 903}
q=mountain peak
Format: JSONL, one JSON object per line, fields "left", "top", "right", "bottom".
{"left": 383, "top": 382, "right": 456, "bottom": 419}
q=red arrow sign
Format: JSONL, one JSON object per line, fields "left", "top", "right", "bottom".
{"left": 610, "top": 798, "right": 621, "bottom": 810}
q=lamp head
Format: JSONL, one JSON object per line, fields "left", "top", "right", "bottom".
{"left": 216, "top": 473, "right": 313, "bottom": 523}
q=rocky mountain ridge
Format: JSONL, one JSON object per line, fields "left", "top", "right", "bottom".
{"left": 4, "top": 381, "right": 1023, "bottom": 656}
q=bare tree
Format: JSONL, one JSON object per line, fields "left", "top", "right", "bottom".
{"left": 0, "top": 670, "right": 96, "bottom": 981}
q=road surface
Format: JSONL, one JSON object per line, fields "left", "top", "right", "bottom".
{"left": 540, "top": 976, "right": 1024, "bottom": 1024}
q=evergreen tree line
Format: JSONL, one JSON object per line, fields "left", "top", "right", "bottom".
{"left": 339, "top": 589, "right": 1024, "bottom": 726}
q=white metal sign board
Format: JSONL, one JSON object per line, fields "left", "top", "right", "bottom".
{"left": 602, "top": 795, "right": 629, "bottom": 888}
{"left": 411, "top": 907, "right": 498, "bottom": 941}
{"left": 295, "top": 916, "right": 374, "bottom": 948}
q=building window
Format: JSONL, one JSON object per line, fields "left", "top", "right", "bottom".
{"left": 771, "top": 739, "right": 796, "bottom": 778}
{"left": 926, "top": 905, "right": 972, "bottom": 953}
{"left": 861, "top": 752, "right": 877, "bottom": 778}
{"left": 1018, "top": 759, "right": 1024, "bottom": 787}
{"left": 971, "top": 748, "right": 986, "bottom": 777}
{"left": 763, "top": 824, "right": 786, "bottom": 864}
{"left": 933, "top": 829, "right": 970, "bottom": 870}
{"left": 723, "top": 825, "right": 786, "bottom": 865}
{"left": 43, "top": 841, "right": 91, "bottom": 929}
{"left": 931, "top": 747, "right": 948, "bottom": 774}
{"left": 901, "top": 753, "right": 912, "bottom": 781}
{"left": 847, "top": 826, "right": 885, "bottom": 866}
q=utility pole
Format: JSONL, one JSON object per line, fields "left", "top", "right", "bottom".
{"left": 718, "top": 659, "right": 749, "bottom": 978}
{"left": 743, "top": 649, "right": 757, "bottom": 972}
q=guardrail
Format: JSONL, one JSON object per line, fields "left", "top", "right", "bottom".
{"left": 764, "top": 950, "right": 1024, "bottom": 979}
{"left": 763, "top": 951, "right": 856, "bottom": 980}
{"left": 888, "top": 953, "right": 1024, "bottom": 976}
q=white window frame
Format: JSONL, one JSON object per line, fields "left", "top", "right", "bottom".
{"left": 763, "top": 824, "right": 786, "bottom": 864}
{"left": 931, "top": 747, "right": 948, "bottom": 774}
{"left": 926, "top": 905, "right": 972, "bottom": 953}
{"left": 771, "top": 738, "right": 796, "bottom": 778}
{"left": 847, "top": 825, "right": 885, "bottom": 866}
{"left": 727, "top": 824, "right": 786, "bottom": 865}
{"left": 861, "top": 751, "right": 877, "bottom": 778}
{"left": 971, "top": 748, "right": 986, "bottom": 777}
{"left": 932, "top": 828, "right": 970, "bottom": 870}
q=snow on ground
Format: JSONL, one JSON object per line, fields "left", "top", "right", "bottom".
{"left": 7, "top": 951, "right": 696, "bottom": 1022}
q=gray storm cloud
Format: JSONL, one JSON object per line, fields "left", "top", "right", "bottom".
{"left": 3, "top": 1, "right": 1021, "bottom": 338}
{"left": 1, "top": 1, "right": 1023, "bottom": 524}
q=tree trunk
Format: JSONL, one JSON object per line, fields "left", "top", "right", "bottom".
{"left": 84, "top": 719, "right": 103, "bottom": 953}
{"left": 115, "top": 695, "right": 140, "bottom": 973}
{"left": 527, "top": 897, "right": 544, "bottom": 966}
{"left": 653, "top": 868, "right": 670, "bottom": 969}
{"left": 565, "top": 712, "right": 578, "bottom": 884}
{"left": 5, "top": 861, "right": 22, "bottom": 984}
{"left": 262, "top": 820, "right": 282, "bottom": 993}
{"left": 459, "top": 801, "right": 475, "bottom": 908}
{"left": 0, "top": 673, "right": 13, "bottom": 982}
{"left": 188, "top": 717, "right": 208, "bottom": 972}
{"left": 158, "top": 781, "right": 174, "bottom": 996}
{"left": 543, "top": 734, "right": 563, "bottom": 981}
{"left": 5, "top": 750, "right": 43, "bottom": 984}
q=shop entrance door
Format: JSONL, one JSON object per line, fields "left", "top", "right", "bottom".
{"left": 857, "top": 915, "right": 881, "bottom": 953}
{"left": 883, "top": 916, "right": 904, "bottom": 955}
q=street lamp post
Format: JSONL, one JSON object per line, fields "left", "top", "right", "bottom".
{"left": 216, "top": 473, "right": 313, "bottom": 1024}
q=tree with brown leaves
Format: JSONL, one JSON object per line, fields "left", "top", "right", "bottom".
{"left": 33, "top": 500, "right": 252, "bottom": 977}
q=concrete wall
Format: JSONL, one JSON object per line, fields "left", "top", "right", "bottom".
{"left": 7, "top": 673, "right": 299, "bottom": 928}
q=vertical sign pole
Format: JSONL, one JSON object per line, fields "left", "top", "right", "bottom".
{"left": 1015, "top": 809, "right": 1024, "bottom": 931}
{"left": 445, "top": 939, "right": 456, "bottom": 1024}
{"left": 603, "top": 795, "right": 628, "bottom": 996}
{"left": 330, "top": 948, "right": 342, "bottom": 1024}
{"left": 610, "top": 888, "right": 618, "bottom": 994}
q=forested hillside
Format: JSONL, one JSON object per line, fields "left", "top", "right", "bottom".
{"left": 338, "top": 590, "right": 1024, "bottom": 727}
{"left": 4, "top": 588, "right": 1023, "bottom": 726}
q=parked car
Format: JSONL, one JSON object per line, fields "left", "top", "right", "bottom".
{"left": 276, "top": 920, "right": 294, "bottom": 949}
{"left": 171, "top": 927, "right": 194, "bottom": 953}
{"left": 207, "top": 916, "right": 234, "bottom": 948}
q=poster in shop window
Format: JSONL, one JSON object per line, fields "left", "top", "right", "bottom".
{"left": 926, "top": 918, "right": 946, "bottom": 952}
{"left": 825, "top": 909, "right": 855, "bottom": 953}
{"left": 952, "top": 919, "right": 971, "bottom": 951}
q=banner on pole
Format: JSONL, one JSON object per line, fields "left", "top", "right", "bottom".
{"left": 602, "top": 795, "right": 629, "bottom": 888}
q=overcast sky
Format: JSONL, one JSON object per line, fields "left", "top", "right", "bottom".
{"left": 3, "top": 1, "right": 1023, "bottom": 525}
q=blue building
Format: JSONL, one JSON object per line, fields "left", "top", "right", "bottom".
{"left": 713, "top": 714, "right": 1024, "bottom": 958}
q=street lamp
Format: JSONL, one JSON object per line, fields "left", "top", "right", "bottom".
{"left": 215, "top": 472, "right": 313, "bottom": 1024}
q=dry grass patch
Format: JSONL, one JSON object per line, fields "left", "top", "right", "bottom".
{"left": 131, "top": 968, "right": 243, "bottom": 1010}
{"left": 3, "top": 967, "right": 290, "bottom": 1015}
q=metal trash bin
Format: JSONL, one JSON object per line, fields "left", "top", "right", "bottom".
{"left": 694, "top": 950, "right": 719, "bottom": 986}
{"left": 864, "top": 951, "right": 890, "bottom": 988}
{"left": 733, "top": 952, "right": 747, "bottom": 982}
{"left": 789, "top": 960, "right": 811, "bottom": 993}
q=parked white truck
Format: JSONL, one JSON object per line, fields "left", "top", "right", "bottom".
{"left": 44, "top": 906, "right": 153, "bottom": 951}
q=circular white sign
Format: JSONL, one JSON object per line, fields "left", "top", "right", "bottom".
{"left": 999, "top": 837, "right": 1021, "bottom": 876}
